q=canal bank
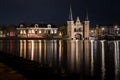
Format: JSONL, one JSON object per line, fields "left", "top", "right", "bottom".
{"left": 0, "top": 62, "right": 27, "bottom": 80}
{"left": 0, "top": 52, "right": 82, "bottom": 80}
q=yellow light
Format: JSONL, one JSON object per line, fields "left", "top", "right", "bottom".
{"left": 20, "top": 30, "right": 23, "bottom": 34}
{"left": 51, "top": 30, "right": 53, "bottom": 34}
{"left": 91, "top": 30, "right": 94, "bottom": 33}
{"left": 24, "top": 30, "right": 26, "bottom": 34}
{"left": 32, "top": 29, "right": 35, "bottom": 34}
{"left": 54, "top": 30, "right": 57, "bottom": 34}
{"left": 59, "top": 32, "right": 62, "bottom": 36}
{"left": 102, "top": 28, "right": 105, "bottom": 31}
{"left": 39, "top": 30, "right": 41, "bottom": 33}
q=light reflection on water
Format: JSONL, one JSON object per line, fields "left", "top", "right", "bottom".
{"left": 0, "top": 39, "right": 120, "bottom": 80}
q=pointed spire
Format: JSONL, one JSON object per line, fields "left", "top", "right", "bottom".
{"left": 76, "top": 16, "right": 81, "bottom": 25}
{"left": 76, "top": 16, "right": 80, "bottom": 22}
{"left": 85, "top": 10, "right": 89, "bottom": 21}
{"left": 68, "top": 0, "right": 73, "bottom": 21}
{"left": 85, "top": 1, "right": 89, "bottom": 21}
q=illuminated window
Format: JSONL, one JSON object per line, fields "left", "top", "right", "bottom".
{"left": 24, "top": 30, "right": 26, "bottom": 34}
{"left": 51, "top": 30, "right": 53, "bottom": 34}
{"left": 0, "top": 31, "right": 3, "bottom": 34}
{"left": 44, "top": 30, "right": 46, "bottom": 33}
{"left": 114, "top": 26, "right": 117, "bottom": 28}
{"left": 28, "top": 30, "right": 31, "bottom": 34}
{"left": 54, "top": 30, "right": 57, "bottom": 34}
{"left": 20, "top": 30, "right": 23, "bottom": 34}
{"left": 32, "top": 29, "right": 35, "bottom": 34}
{"left": 39, "top": 30, "right": 41, "bottom": 33}
{"left": 34, "top": 24, "right": 39, "bottom": 27}
{"left": 10, "top": 32, "right": 14, "bottom": 36}
{"left": 101, "top": 28, "right": 105, "bottom": 31}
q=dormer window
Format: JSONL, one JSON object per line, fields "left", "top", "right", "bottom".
{"left": 47, "top": 24, "right": 51, "bottom": 28}
{"left": 34, "top": 24, "right": 39, "bottom": 28}
{"left": 20, "top": 24, "right": 24, "bottom": 28}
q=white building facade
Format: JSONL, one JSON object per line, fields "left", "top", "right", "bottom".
{"left": 17, "top": 24, "right": 58, "bottom": 38}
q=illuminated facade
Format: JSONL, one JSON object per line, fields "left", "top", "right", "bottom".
{"left": 95, "top": 25, "right": 120, "bottom": 36}
{"left": 17, "top": 24, "right": 58, "bottom": 38}
{"left": 67, "top": 5, "right": 90, "bottom": 40}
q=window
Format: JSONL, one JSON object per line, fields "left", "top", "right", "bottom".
{"left": 20, "top": 30, "right": 23, "bottom": 34}
{"left": 51, "top": 30, "right": 53, "bottom": 34}
{"left": 39, "top": 30, "right": 41, "bottom": 33}
{"left": 54, "top": 30, "right": 57, "bottom": 34}
{"left": 32, "top": 29, "right": 35, "bottom": 34}
{"left": 34, "top": 24, "right": 39, "bottom": 27}
{"left": 47, "top": 24, "right": 51, "bottom": 28}
{"left": 28, "top": 30, "right": 32, "bottom": 34}
{"left": 24, "top": 30, "right": 26, "bottom": 34}
{"left": 74, "top": 28, "right": 76, "bottom": 32}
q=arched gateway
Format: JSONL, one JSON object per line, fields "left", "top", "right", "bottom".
{"left": 75, "top": 33, "right": 82, "bottom": 40}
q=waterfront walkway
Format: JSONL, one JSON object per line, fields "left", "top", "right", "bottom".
{"left": 0, "top": 52, "right": 80, "bottom": 80}
{"left": 0, "top": 62, "right": 27, "bottom": 80}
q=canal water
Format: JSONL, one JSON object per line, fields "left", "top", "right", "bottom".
{"left": 0, "top": 40, "right": 119, "bottom": 80}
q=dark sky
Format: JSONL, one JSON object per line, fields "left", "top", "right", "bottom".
{"left": 0, "top": 0, "right": 120, "bottom": 27}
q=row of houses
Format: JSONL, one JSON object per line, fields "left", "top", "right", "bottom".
{"left": 89, "top": 25, "right": 120, "bottom": 39}
{"left": 0, "top": 23, "right": 59, "bottom": 38}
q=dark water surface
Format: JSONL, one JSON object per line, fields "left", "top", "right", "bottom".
{"left": 0, "top": 40, "right": 119, "bottom": 80}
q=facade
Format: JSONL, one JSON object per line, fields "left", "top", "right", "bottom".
{"left": 67, "top": 5, "right": 90, "bottom": 40}
{"left": 0, "top": 25, "right": 16, "bottom": 37}
{"left": 89, "top": 25, "right": 120, "bottom": 39}
{"left": 95, "top": 25, "right": 120, "bottom": 36}
{"left": 17, "top": 24, "right": 58, "bottom": 38}
{"left": 0, "top": 26, "right": 5, "bottom": 37}
{"left": 6, "top": 25, "right": 16, "bottom": 37}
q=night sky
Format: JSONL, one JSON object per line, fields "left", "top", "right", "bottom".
{"left": 0, "top": 0, "right": 120, "bottom": 27}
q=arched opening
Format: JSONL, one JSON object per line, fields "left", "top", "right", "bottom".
{"left": 75, "top": 34, "right": 82, "bottom": 40}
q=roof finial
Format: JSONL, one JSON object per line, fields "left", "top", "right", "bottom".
{"left": 68, "top": 0, "right": 73, "bottom": 21}
{"left": 85, "top": 0, "right": 89, "bottom": 21}
{"left": 85, "top": 9, "right": 89, "bottom": 21}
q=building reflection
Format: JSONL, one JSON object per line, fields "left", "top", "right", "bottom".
{"left": 67, "top": 40, "right": 83, "bottom": 73}
{"left": 90, "top": 40, "right": 94, "bottom": 76}
{"left": 46, "top": 40, "right": 53, "bottom": 67}
{"left": 100, "top": 40, "right": 105, "bottom": 80}
{"left": 114, "top": 41, "right": 119, "bottom": 80}
{"left": 44, "top": 40, "right": 46, "bottom": 64}
{"left": 83, "top": 40, "right": 90, "bottom": 76}
{"left": 53, "top": 40, "right": 57, "bottom": 66}
{"left": 0, "top": 38, "right": 120, "bottom": 80}
{"left": 38, "top": 40, "right": 42, "bottom": 63}
{"left": 20, "top": 40, "right": 23, "bottom": 57}
{"left": 7, "top": 39, "right": 120, "bottom": 80}
{"left": 0, "top": 40, "right": 2, "bottom": 51}
{"left": 27, "top": 40, "right": 32, "bottom": 59}
{"left": 20, "top": 40, "right": 59, "bottom": 66}
{"left": 10, "top": 40, "right": 13, "bottom": 54}
{"left": 59, "top": 40, "right": 62, "bottom": 65}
